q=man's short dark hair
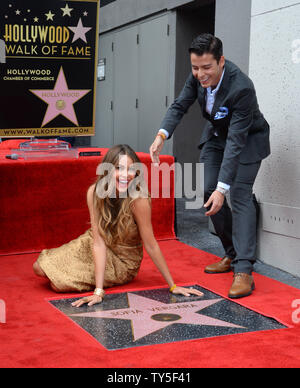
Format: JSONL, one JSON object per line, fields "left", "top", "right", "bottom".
{"left": 189, "top": 33, "right": 223, "bottom": 63}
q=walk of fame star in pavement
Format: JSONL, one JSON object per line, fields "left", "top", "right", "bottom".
{"left": 49, "top": 285, "right": 287, "bottom": 350}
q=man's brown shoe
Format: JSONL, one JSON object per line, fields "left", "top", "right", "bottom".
{"left": 204, "top": 256, "right": 232, "bottom": 274}
{"left": 228, "top": 273, "right": 255, "bottom": 299}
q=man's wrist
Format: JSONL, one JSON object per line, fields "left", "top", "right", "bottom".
{"left": 216, "top": 186, "right": 229, "bottom": 196}
{"left": 158, "top": 129, "right": 169, "bottom": 139}
{"left": 216, "top": 181, "right": 230, "bottom": 196}
{"left": 156, "top": 132, "right": 166, "bottom": 141}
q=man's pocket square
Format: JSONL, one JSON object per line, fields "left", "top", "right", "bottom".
{"left": 214, "top": 107, "right": 229, "bottom": 120}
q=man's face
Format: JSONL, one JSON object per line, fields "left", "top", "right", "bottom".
{"left": 190, "top": 52, "right": 225, "bottom": 89}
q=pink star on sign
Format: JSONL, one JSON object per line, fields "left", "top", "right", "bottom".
{"left": 70, "top": 293, "right": 244, "bottom": 342}
{"left": 30, "top": 67, "right": 91, "bottom": 127}
{"left": 69, "top": 18, "right": 92, "bottom": 43}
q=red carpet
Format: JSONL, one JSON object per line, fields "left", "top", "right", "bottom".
{"left": 1, "top": 240, "right": 300, "bottom": 368}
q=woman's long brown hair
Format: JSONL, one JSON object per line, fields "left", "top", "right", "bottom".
{"left": 93, "top": 144, "right": 149, "bottom": 248}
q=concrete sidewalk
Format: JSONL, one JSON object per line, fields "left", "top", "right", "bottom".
{"left": 175, "top": 197, "right": 300, "bottom": 290}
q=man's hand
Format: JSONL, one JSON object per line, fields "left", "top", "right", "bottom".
{"left": 204, "top": 190, "right": 225, "bottom": 216}
{"left": 149, "top": 135, "right": 165, "bottom": 166}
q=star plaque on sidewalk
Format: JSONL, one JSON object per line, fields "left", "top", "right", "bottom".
{"left": 49, "top": 285, "right": 287, "bottom": 350}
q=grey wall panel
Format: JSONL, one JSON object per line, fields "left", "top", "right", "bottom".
{"left": 93, "top": 34, "right": 114, "bottom": 148}
{"left": 138, "top": 15, "right": 170, "bottom": 153}
{"left": 113, "top": 26, "right": 139, "bottom": 149}
{"left": 215, "top": 0, "right": 252, "bottom": 74}
{"left": 99, "top": 0, "right": 196, "bottom": 33}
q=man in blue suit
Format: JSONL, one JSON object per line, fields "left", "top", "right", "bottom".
{"left": 150, "top": 33, "right": 270, "bottom": 299}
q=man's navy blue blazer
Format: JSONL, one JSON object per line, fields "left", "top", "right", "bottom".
{"left": 160, "top": 60, "right": 271, "bottom": 185}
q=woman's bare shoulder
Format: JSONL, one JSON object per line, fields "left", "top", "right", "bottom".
{"left": 87, "top": 184, "right": 96, "bottom": 204}
{"left": 130, "top": 197, "right": 151, "bottom": 215}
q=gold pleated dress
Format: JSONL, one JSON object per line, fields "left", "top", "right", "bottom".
{"left": 37, "top": 223, "right": 143, "bottom": 293}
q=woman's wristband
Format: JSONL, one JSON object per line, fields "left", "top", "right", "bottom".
{"left": 169, "top": 284, "right": 177, "bottom": 293}
{"left": 94, "top": 288, "right": 105, "bottom": 298}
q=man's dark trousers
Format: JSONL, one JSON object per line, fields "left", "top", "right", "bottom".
{"left": 200, "top": 135, "right": 261, "bottom": 275}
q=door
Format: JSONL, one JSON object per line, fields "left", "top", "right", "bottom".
{"left": 138, "top": 15, "right": 170, "bottom": 153}
{"left": 94, "top": 33, "right": 114, "bottom": 148}
{"left": 113, "top": 26, "right": 139, "bottom": 149}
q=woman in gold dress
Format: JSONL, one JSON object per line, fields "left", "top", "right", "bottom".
{"left": 33, "top": 144, "right": 203, "bottom": 306}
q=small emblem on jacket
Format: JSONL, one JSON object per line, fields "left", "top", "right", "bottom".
{"left": 214, "top": 107, "right": 229, "bottom": 120}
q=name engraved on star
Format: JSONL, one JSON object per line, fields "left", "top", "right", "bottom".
{"left": 149, "top": 303, "right": 198, "bottom": 312}
{"left": 108, "top": 303, "right": 198, "bottom": 317}
{"left": 110, "top": 309, "right": 143, "bottom": 317}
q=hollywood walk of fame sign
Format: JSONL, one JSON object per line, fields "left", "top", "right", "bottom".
{"left": 0, "top": 0, "right": 99, "bottom": 138}
{"left": 49, "top": 285, "right": 287, "bottom": 350}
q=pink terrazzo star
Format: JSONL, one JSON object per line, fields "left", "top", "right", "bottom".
{"left": 71, "top": 293, "right": 244, "bottom": 341}
{"left": 30, "top": 67, "right": 91, "bottom": 127}
{"left": 69, "top": 18, "right": 92, "bottom": 43}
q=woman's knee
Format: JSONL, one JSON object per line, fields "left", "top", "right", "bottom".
{"left": 50, "top": 282, "right": 62, "bottom": 293}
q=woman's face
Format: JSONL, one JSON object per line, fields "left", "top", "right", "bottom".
{"left": 114, "top": 154, "right": 136, "bottom": 194}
